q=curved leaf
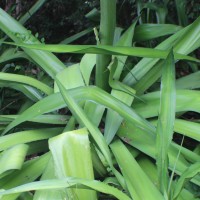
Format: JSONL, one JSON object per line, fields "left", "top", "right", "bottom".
{"left": 3, "top": 86, "right": 155, "bottom": 136}
{"left": 0, "top": 72, "right": 53, "bottom": 95}
{"left": 0, "top": 178, "right": 131, "bottom": 200}
{"left": 0, "top": 144, "right": 28, "bottom": 178}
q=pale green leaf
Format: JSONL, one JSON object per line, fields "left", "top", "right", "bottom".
{"left": 80, "top": 54, "right": 96, "bottom": 86}
{"left": 0, "top": 144, "right": 28, "bottom": 178}
{"left": 0, "top": 153, "right": 50, "bottom": 200}
{"left": 33, "top": 157, "right": 66, "bottom": 200}
{"left": 49, "top": 128, "right": 97, "bottom": 200}
{"left": 54, "top": 64, "right": 85, "bottom": 93}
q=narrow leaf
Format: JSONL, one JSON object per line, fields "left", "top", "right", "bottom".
{"left": 156, "top": 50, "right": 176, "bottom": 195}
{"left": 0, "top": 128, "right": 63, "bottom": 151}
{"left": 5, "top": 42, "right": 199, "bottom": 62}
{"left": 110, "top": 140, "right": 164, "bottom": 200}
{"left": 173, "top": 162, "right": 200, "bottom": 199}
{"left": 0, "top": 72, "right": 53, "bottom": 95}
{"left": 0, "top": 178, "right": 131, "bottom": 200}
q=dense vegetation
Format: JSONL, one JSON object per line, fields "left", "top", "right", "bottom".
{"left": 0, "top": 0, "right": 199, "bottom": 199}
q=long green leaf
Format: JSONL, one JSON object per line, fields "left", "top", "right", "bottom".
{"left": 174, "top": 119, "right": 200, "bottom": 141}
{"left": 0, "top": 128, "right": 63, "bottom": 151}
{"left": 156, "top": 50, "right": 176, "bottom": 196}
{"left": 151, "top": 119, "right": 200, "bottom": 142}
{"left": 5, "top": 42, "right": 199, "bottom": 62}
{"left": 0, "top": 72, "right": 53, "bottom": 95}
{"left": 0, "top": 82, "right": 43, "bottom": 102}
{"left": 0, "top": 114, "right": 68, "bottom": 125}
{"left": 0, "top": 177, "right": 131, "bottom": 200}
{"left": 4, "top": 88, "right": 200, "bottom": 139}
{"left": 110, "top": 140, "right": 164, "bottom": 200}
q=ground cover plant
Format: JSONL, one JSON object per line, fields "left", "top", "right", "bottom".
{"left": 0, "top": 0, "right": 200, "bottom": 199}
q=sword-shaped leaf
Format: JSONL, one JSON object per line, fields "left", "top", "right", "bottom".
{"left": 5, "top": 42, "right": 199, "bottom": 62}
{"left": 156, "top": 50, "right": 176, "bottom": 196}
{"left": 110, "top": 139, "right": 164, "bottom": 200}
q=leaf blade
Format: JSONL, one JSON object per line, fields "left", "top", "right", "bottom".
{"left": 156, "top": 50, "right": 176, "bottom": 196}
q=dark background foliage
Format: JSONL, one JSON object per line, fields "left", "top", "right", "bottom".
{"left": 0, "top": 0, "right": 199, "bottom": 44}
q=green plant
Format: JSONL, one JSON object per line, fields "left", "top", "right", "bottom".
{"left": 0, "top": 0, "right": 199, "bottom": 200}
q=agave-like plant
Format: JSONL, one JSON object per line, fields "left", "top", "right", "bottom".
{"left": 0, "top": 0, "right": 199, "bottom": 200}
